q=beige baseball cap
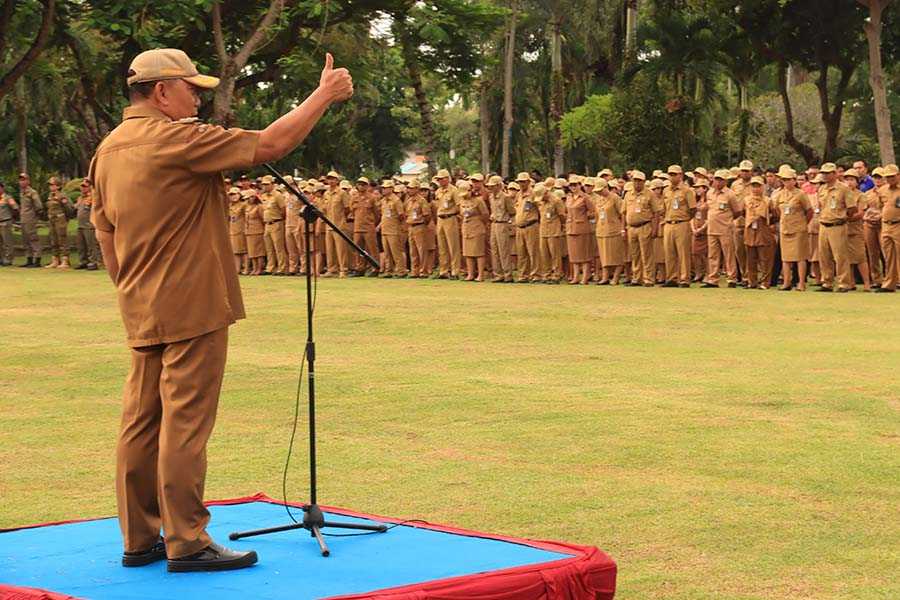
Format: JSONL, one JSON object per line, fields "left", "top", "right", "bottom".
{"left": 468, "top": 173, "right": 485, "bottom": 182}
{"left": 667, "top": 164, "right": 683, "bottom": 174}
{"left": 326, "top": 170, "right": 341, "bottom": 179}
{"left": 631, "top": 170, "right": 646, "bottom": 181}
{"left": 882, "top": 163, "right": 899, "bottom": 176}
{"left": 227, "top": 186, "right": 241, "bottom": 195}
{"left": 739, "top": 159, "right": 754, "bottom": 171}
{"left": 820, "top": 162, "right": 837, "bottom": 173}
{"left": 843, "top": 168, "right": 859, "bottom": 180}
{"left": 750, "top": 176, "right": 764, "bottom": 185}
{"left": 356, "top": 176, "right": 370, "bottom": 185}
{"left": 260, "top": 175, "right": 274, "bottom": 184}
{"left": 487, "top": 175, "right": 503, "bottom": 187}
{"left": 127, "top": 49, "right": 219, "bottom": 88}
{"left": 777, "top": 166, "right": 797, "bottom": 179}
{"left": 436, "top": 169, "right": 451, "bottom": 179}
{"left": 516, "top": 172, "right": 531, "bottom": 182}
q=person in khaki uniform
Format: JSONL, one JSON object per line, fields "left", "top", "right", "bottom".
{"left": 487, "top": 175, "right": 515, "bottom": 282}
{"left": 89, "top": 48, "right": 352, "bottom": 570}
{"left": 323, "top": 170, "right": 352, "bottom": 277}
{"left": 743, "top": 176, "right": 777, "bottom": 289}
{"left": 513, "top": 173, "right": 540, "bottom": 282}
{"left": 243, "top": 190, "right": 266, "bottom": 276}
{"left": 731, "top": 160, "right": 753, "bottom": 284}
{"left": 690, "top": 178, "right": 709, "bottom": 282}
{"left": 875, "top": 164, "right": 900, "bottom": 292}
{"left": 377, "top": 181, "right": 407, "bottom": 277}
{"left": 565, "top": 177, "right": 594, "bottom": 285}
{"left": 433, "top": 169, "right": 462, "bottom": 279}
{"left": 702, "top": 170, "right": 742, "bottom": 288}
{"left": 404, "top": 180, "right": 431, "bottom": 277}
{"left": 227, "top": 187, "right": 248, "bottom": 275}
{"left": 807, "top": 173, "right": 824, "bottom": 285}
{"left": 351, "top": 177, "right": 379, "bottom": 276}
{"left": 0, "top": 182, "right": 19, "bottom": 266}
{"left": 623, "top": 171, "right": 661, "bottom": 286}
{"left": 280, "top": 175, "right": 302, "bottom": 275}
{"left": 45, "top": 177, "right": 72, "bottom": 269}
{"left": 594, "top": 178, "right": 626, "bottom": 285}
{"left": 842, "top": 169, "right": 874, "bottom": 291}
{"left": 537, "top": 183, "right": 566, "bottom": 283}
{"left": 863, "top": 167, "right": 886, "bottom": 288}
{"left": 259, "top": 175, "right": 287, "bottom": 275}
{"left": 772, "top": 166, "right": 812, "bottom": 291}
{"left": 816, "top": 162, "right": 857, "bottom": 292}
{"left": 649, "top": 179, "right": 667, "bottom": 282}
{"left": 458, "top": 179, "right": 489, "bottom": 281}
{"left": 662, "top": 165, "right": 697, "bottom": 287}
{"left": 74, "top": 180, "right": 101, "bottom": 270}
{"left": 17, "top": 173, "right": 43, "bottom": 267}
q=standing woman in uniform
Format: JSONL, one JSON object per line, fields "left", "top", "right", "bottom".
{"left": 807, "top": 173, "right": 824, "bottom": 285}
{"left": 773, "top": 166, "right": 812, "bottom": 291}
{"left": 566, "top": 176, "right": 593, "bottom": 285}
{"left": 459, "top": 179, "right": 489, "bottom": 281}
{"left": 743, "top": 176, "right": 777, "bottom": 289}
{"left": 650, "top": 179, "right": 667, "bottom": 283}
{"left": 227, "top": 187, "right": 248, "bottom": 275}
{"left": 536, "top": 183, "right": 566, "bottom": 283}
{"left": 843, "top": 169, "right": 873, "bottom": 291}
{"left": 691, "top": 178, "right": 709, "bottom": 282}
{"left": 243, "top": 189, "right": 266, "bottom": 276}
{"left": 594, "top": 179, "right": 626, "bottom": 285}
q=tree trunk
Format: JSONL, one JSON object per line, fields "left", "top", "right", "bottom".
{"left": 777, "top": 62, "right": 819, "bottom": 166}
{"left": 737, "top": 83, "right": 750, "bottom": 161}
{"left": 212, "top": 62, "right": 239, "bottom": 126}
{"left": 815, "top": 63, "right": 855, "bottom": 160}
{"left": 625, "top": 0, "right": 638, "bottom": 62}
{"left": 860, "top": 0, "right": 896, "bottom": 164}
{"left": 479, "top": 78, "right": 491, "bottom": 174}
{"left": 501, "top": 2, "right": 517, "bottom": 179}
{"left": 550, "top": 18, "right": 565, "bottom": 177}
{"left": 404, "top": 49, "right": 438, "bottom": 176}
{"left": 14, "top": 80, "right": 27, "bottom": 173}
{"left": 0, "top": 0, "right": 55, "bottom": 103}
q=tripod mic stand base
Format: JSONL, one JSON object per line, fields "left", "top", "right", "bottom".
{"left": 229, "top": 503, "right": 388, "bottom": 557}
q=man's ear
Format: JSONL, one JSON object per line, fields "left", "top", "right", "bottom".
{"left": 153, "top": 81, "right": 168, "bottom": 105}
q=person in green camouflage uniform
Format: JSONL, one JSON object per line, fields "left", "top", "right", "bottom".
{"left": 0, "top": 181, "right": 18, "bottom": 266}
{"left": 74, "top": 179, "right": 100, "bottom": 270}
{"left": 45, "top": 176, "right": 71, "bottom": 269}
{"left": 17, "top": 173, "right": 42, "bottom": 267}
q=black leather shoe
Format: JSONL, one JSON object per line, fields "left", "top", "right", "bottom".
{"left": 661, "top": 281, "right": 678, "bottom": 288}
{"left": 678, "top": 282, "right": 690, "bottom": 288}
{"left": 874, "top": 287, "right": 895, "bottom": 293}
{"left": 167, "top": 542, "right": 258, "bottom": 573}
{"left": 122, "top": 539, "right": 166, "bottom": 567}
{"left": 700, "top": 282, "right": 717, "bottom": 288}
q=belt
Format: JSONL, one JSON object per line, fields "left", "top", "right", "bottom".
{"left": 491, "top": 218, "right": 511, "bottom": 224}
{"left": 517, "top": 220, "right": 539, "bottom": 229}
{"left": 884, "top": 220, "right": 900, "bottom": 225}
{"left": 665, "top": 219, "right": 688, "bottom": 224}
{"left": 629, "top": 221, "right": 651, "bottom": 228}
{"left": 409, "top": 222, "right": 426, "bottom": 227}
{"left": 438, "top": 213, "right": 459, "bottom": 219}
{"left": 265, "top": 219, "right": 284, "bottom": 224}
{"left": 821, "top": 220, "right": 846, "bottom": 227}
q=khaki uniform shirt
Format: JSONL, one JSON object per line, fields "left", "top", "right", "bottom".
{"left": 706, "top": 188, "right": 741, "bottom": 236}
{"left": 351, "top": 191, "right": 379, "bottom": 233}
{"left": 774, "top": 188, "right": 811, "bottom": 236}
{"left": 808, "top": 192, "right": 822, "bottom": 233}
{"left": 323, "top": 187, "right": 351, "bottom": 229}
{"left": 863, "top": 189, "right": 883, "bottom": 224}
{"left": 538, "top": 195, "right": 566, "bottom": 237}
{"left": 744, "top": 194, "right": 775, "bottom": 246}
{"left": 405, "top": 194, "right": 431, "bottom": 225}
{"left": 285, "top": 195, "right": 304, "bottom": 232}
{"left": 89, "top": 105, "right": 259, "bottom": 348}
{"left": 565, "top": 193, "right": 592, "bottom": 235}
{"left": 662, "top": 182, "right": 696, "bottom": 222}
{"left": 489, "top": 191, "right": 516, "bottom": 223}
{"left": 434, "top": 185, "right": 462, "bottom": 217}
{"left": 261, "top": 190, "right": 286, "bottom": 223}
{"left": 76, "top": 194, "right": 94, "bottom": 229}
{"left": 245, "top": 203, "right": 265, "bottom": 235}
{"left": 514, "top": 190, "right": 540, "bottom": 227}
{"left": 847, "top": 189, "right": 865, "bottom": 237}
{"left": 229, "top": 202, "right": 246, "bottom": 235}
{"left": 379, "top": 194, "right": 405, "bottom": 235}
{"left": 19, "top": 187, "right": 42, "bottom": 222}
{"left": 877, "top": 185, "right": 900, "bottom": 237}
{"left": 624, "top": 188, "right": 661, "bottom": 227}
{"left": 817, "top": 182, "right": 856, "bottom": 225}
{"left": 595, "top": 193, "right": 625, "bottom": 237}
{"left": 460, "top": 195, "right": 488, "bottom": 238}
{"left": 731, "top": 178, "right": 751, "bottom": 227}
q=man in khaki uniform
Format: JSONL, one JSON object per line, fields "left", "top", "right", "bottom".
{"left": 843, "top": 169, "right": 873, "bottom": 291}
{"left": 731, "top": 160, "right": 753, "bottom": 283}
{"left": 875, "top": 164, "right": 900, "bottom": 292}
{"left": 513, "top": 172, "right": 540, "bottom": 282}
{"left": 17, "top": 173, "right": 43, "bottom": 267}
{"left": 0, "top": 182, "right": 18, "bottom": 266}
{"left": 702, "top": 170, "right": 742, "bottom": 287}
{"left": 404, "top": 180, "right": 431, "bottom": 277}
{"left": 90, "top": 48, "right": 352, "bottom": 570}
{"left": 378, "top": 181, "right": 407, "bottom": 277}
{"left": 323, "top": 170, "right": 352, "bottom": 277}
{"left": 351, "top": 176, "right": 379, "bottom": 276}
{"left": 74, "top": 179, "right": 100, "bottom": 270}
{"left": 434, "top": 168, "right": 462, "bottom": 278}
{"left": 487, "top": 175, "right": 515, "bottom": 282}
{"left": 744, "top": 176, "right": 777, "bottom": 289}
{"left": 537, "top": 183, "right": 566, "bottom": 283}
{"left": 45, "top": 177, "right": 72, "bottom": 269}
{"left": 816, "top": 162, "right": 857, "bottom": 292}
{"left": 259, "top": 175, "right": 287, "bottom": 275}
{"left": 662, "top": 165, "right": 697, "bottom": 287}
{"left": 623, "top": 171, "right": 661, "bottom": 286}
{"left": 281, "top": 175, "right": 301, "bottom": 275}
{"left": 863, "top": 167, "right": 885, "bottom": 287}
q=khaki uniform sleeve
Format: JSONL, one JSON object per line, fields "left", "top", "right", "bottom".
{"left": 88, "top": 157, "right": 114, "bottom": 232}
{"left": 182, "top": 124, "right": 261, "bottom": 175}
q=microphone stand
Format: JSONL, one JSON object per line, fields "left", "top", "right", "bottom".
{"left": 230, "top": 164, "right": 386, "bottom": 556}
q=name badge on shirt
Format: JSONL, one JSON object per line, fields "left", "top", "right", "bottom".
{"left": 673, "top": 198, "right": 680, "bottom": 210}
{"left": 600, "top": 212, "right": 607, "bottom": 221}
{"left": 719, "top": 202, "right": 726, "bottom": 210}
{"left": 814, "top": 207, "right": 821, "bottom": 214}
{"left": 895, "top": 198, "right": 900, "bottom": 209}
{"left": 464, "top": 210, "right": 473, "bottom": 218}
{"left": 385, "top": 209, "right": 392, "bottom": 218}
{"left": 443, "top": 201, "right": 450, "bottom": 209}
{"left": 635, "top": 207, "right": 642, "bottom": 214}
{"left": 751, "top": 221, "right": 758, "bottom": 230}
{"left": 412, "top": 210, "right": 418, "bottom": 219}
{"left": 545, "top": 212, "right": 553, "bottom": 219}
{"left": 524, "top": 201, "right": 534, "bottom": 211}
{"left": 784, "top": 206, "right": 791, "bottom": 215}
{"left": 830, "top": 199, "right": 837, "bottom": 209}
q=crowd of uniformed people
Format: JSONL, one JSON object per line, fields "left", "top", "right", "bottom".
{"left": 3, "top": 159, "right": 900, "bottom": 293}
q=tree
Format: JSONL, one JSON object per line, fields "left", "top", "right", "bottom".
{"left": 0, "top": 0, "right": 57, "bottom": 102}
{"left": 500, "top": 0, "right": 518, "bottom": 178}
{"left": 857, "top": 0, "right": 896, "bottom": 164}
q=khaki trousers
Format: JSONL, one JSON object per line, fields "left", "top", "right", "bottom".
{"left": 408, "top": 226, "right": 428, "bottom": 275}
{"left": 664, "top": 221, "right": 692, "bottom": 283}
{"left": 746, "top": 244, "right": 774, "bottom": 287}
{"left": 627, "top": 224, "right": 655, "bottom": 284}
{"left": 382, "top": 233, "right": 407, "bottom": 275}
{"left": 76, "top": 227, "right": 100, "bottom": 266}
{"left": 353, "top": 231, "right": 378, "bottom": 272}
{"left": 436, "top": 216, "right": 461, "bottom": 276}
{"left": 707, "top": 233, "right": 737, "bottom": 284}
{"left": 733, "top": 227, "right": 747, "bottom": 282}
{"left": 515, "top": 224, "right": 540, "bottom": 281}
{"left": 285, "top": 227, "right": 301, "bottom": 272}
{"left": 539, "top": 236, "right": 564, "bottom": 281}
{"left": 0, "top": 220, "right": 13, "bottom": 263}
{"left": 491, "top": 223, "right": 513, "bottom": 279}
{"left": 21, "top": 219, "right": 40, "bottom": 259}
{"left": 864, "top": 222, "right": 883, "bottom": 285}
{"left": 881, "top": 225, "right": 900, "bottom": 289}
{"left": 818, "top": 224, "right": 853, "bottom": 289}
{"left": 117, "top": 327, "right": 228, "bottom": 559}
{"left": 325, "top": 227, "right": 350, "bottom": 274}
{"left": 264, "top": 221, "right": 287, "bottom": 274}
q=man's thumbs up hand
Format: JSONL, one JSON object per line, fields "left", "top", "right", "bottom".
{"left": 319, "top": 52, "right": 353, "bottom": 102}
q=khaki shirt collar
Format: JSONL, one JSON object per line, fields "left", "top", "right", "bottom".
{"left": 122, "top": 104, "right": 172, "bottom": 123}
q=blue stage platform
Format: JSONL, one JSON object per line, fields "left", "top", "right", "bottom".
{"left": 0, "top": 495, "right": 616, "bottom": 600}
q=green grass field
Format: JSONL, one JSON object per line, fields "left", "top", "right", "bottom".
{"left": 1, "top": 268, "right": 898, "bottom": 599}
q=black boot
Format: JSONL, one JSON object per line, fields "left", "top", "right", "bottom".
{"left": 29, "top": 256, "right": 41, "bottom": 268}
{"left": 19, "top": 257, "right": 33, "bottom": 268}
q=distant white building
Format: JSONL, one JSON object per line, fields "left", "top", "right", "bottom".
{"left": 398, "top": 152, "right": 429, "bottom": 181}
